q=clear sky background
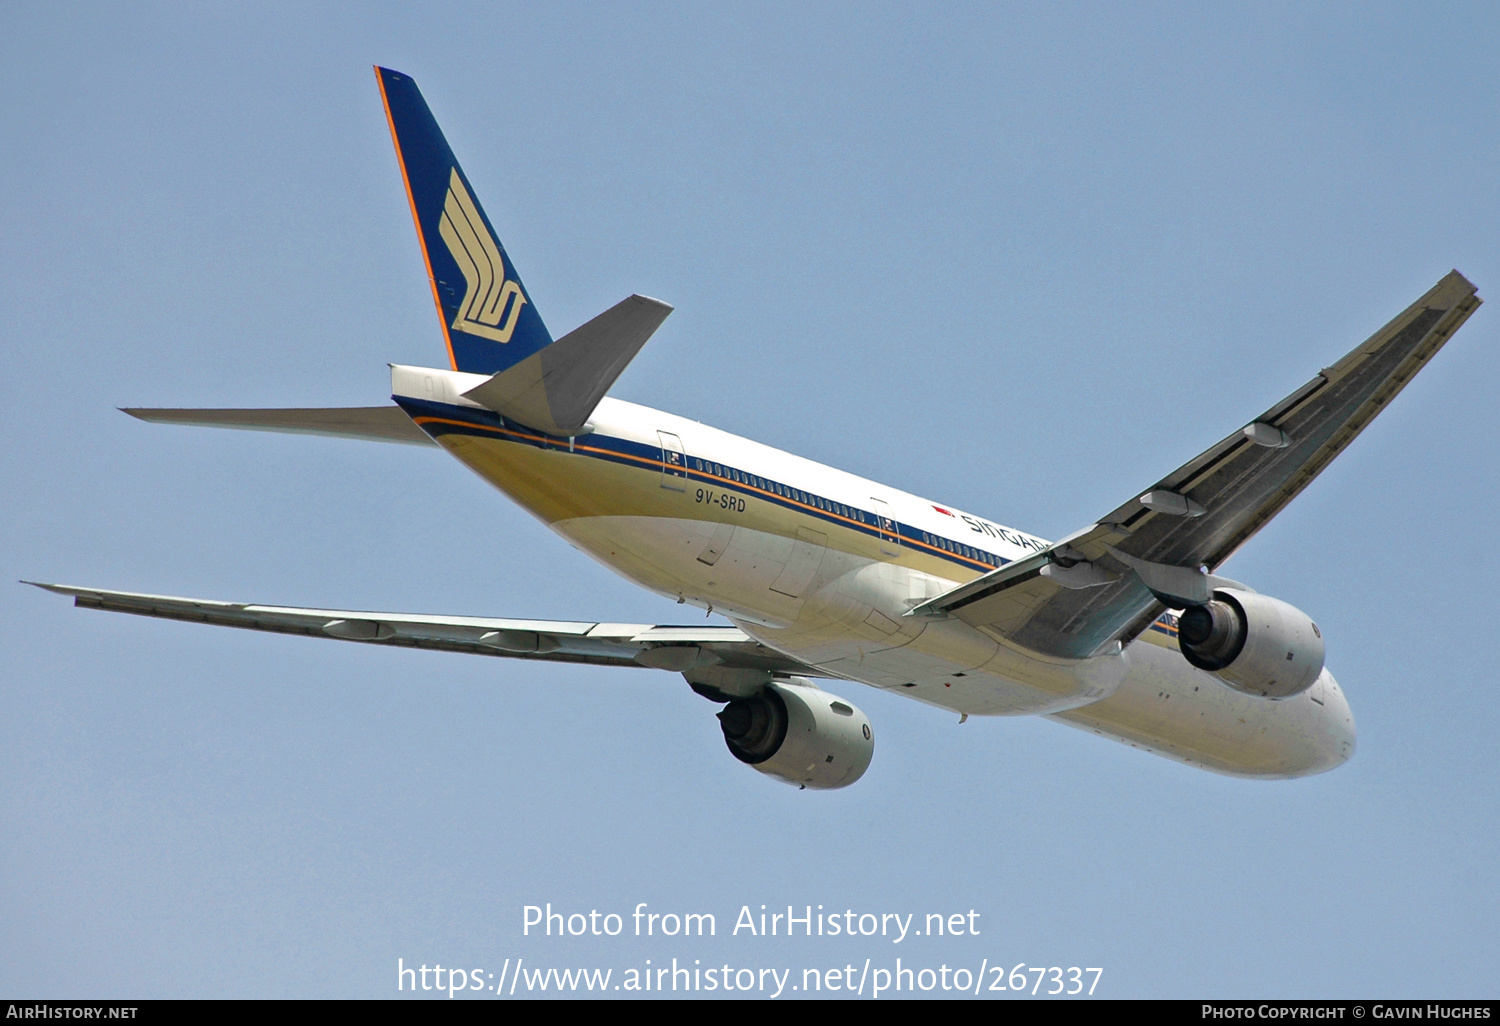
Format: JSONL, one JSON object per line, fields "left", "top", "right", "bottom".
{"left": 3, "top": 2, "right": 1497, "bottom": 1000}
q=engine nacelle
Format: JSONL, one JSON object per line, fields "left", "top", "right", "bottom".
{"left": 1177, "top": 590, "right": 1325, "bottom": 699}
{"left": 716, "top": 681, "right": 874, "bottom": 789}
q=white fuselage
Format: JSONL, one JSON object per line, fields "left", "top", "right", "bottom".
{"left": 394, "top": 366, "right": 1356, "bottom": 778}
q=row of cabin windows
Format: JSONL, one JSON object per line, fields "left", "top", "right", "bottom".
{"left": 686, "top": 458, "right": 999, "bottom": 566}
{"left": 922, "top": 532, "right": 999, "bottom": 566}
{"left": 691, "top": 458, "right": 867, "bottom": 524}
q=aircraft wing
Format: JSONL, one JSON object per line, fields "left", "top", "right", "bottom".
{"left": 27, "top": 583, "right": 813, "bottom": 677}
{"left": 913, "top": 270, "right": 1482, "bottom": 660}
{"left": 122, "top": 406, "right": 437, "bottom": 446}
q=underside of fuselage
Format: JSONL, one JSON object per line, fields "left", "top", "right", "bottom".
{"left": 399, "top": 390, "right": 1355, "bottom": 779}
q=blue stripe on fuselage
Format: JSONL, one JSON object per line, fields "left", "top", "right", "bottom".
{"left": 397, "top": 396, "right": 1183, "bottom": 640}
{"left": 394, "top": 396, "right": 1012, "bottom": 573}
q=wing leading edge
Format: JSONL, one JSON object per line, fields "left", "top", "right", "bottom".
{"left": 27, "top": 583, "right": 814, "bottom": 681}
{"left": 915, "top": 270, "right": 1482, "bottom": 660}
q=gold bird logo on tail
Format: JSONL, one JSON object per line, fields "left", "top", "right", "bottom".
{"left": 438, "top": 168, "right": 527, "bottom": 343}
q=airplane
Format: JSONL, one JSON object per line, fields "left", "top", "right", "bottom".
{"left": 30, "top": 67, "right": 1483, "bottom": 790}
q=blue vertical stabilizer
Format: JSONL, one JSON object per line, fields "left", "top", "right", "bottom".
{"left": 375, "top": 67, "right": 554, "bottom": 374}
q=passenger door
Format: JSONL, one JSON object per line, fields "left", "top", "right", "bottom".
{"left": 870, "top": 497, "right": 900, "bottom": 557}
{"left": 658, "top": 431, "right": 687, "bottom": 491}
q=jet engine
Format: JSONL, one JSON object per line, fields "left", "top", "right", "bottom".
{"left": 716, "top": 680, "right": 874, "bottom": 789}
{"left": 1177, "top": 590, "right": 1325, "bottom": 699}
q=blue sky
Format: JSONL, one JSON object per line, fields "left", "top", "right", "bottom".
{"left": 2, "top": 2, "right": 1497, "bottom": 998}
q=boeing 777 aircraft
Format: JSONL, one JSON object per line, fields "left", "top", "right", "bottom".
{"left": 32, "top": 68, "right": 1483, "bottom": 789}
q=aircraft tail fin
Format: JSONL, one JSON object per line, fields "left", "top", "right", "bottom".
{"left": 463, "top": 294, "right": 672, "bottom": 435}
{"left": 375, "top": 67, "right": 554, "bottom": 375}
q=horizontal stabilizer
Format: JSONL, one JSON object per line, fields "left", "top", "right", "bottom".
{"left": 463, "top": 294, "right": 672, "bottom": 435}
{"left": 123, "top": 406, "right": 436, "bottom": 446}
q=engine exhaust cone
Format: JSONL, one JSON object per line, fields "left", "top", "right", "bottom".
{"left": 717, "top": 691, "right": 787, "bottom": 764}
